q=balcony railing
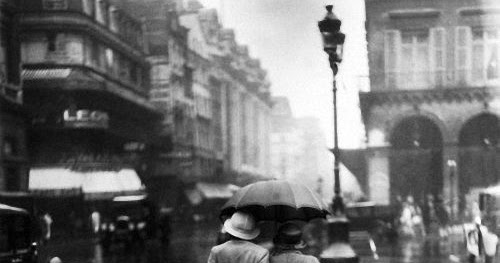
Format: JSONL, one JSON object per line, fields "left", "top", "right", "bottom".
{"left": 377, "top": 70, "right": 500, "bottom": 90}
{"left": 0, "top": 83, "right": 22, "bottom": 104}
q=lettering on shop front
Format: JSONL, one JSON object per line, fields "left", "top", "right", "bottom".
{"left": 63, "top": 109, "right": 109, "bottom": 129}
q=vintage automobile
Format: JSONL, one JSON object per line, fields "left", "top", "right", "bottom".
{"left": 99, "top": 195, "right": 154, "bottom": 249}
{"left": 0, "top": 203, "right": 38, "bottom": 263}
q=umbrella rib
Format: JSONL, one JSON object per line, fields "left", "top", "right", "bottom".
{"left": 235, "top": 186, "right": 251, "bottom": 209}
{"left": 304, "top": 183, "right": 322, "bottom": 209}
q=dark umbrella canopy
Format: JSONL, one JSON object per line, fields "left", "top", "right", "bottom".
{"left": 220, "top": 180, "right": 330, "bottom": 222}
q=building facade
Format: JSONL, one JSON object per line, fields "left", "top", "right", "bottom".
{"left": 17, "top": 0, "right": 162, "bottom": 200}
{"left": 361, "top": 0, "right": 500, "bottom": 215}
{"left": 0, "top": 0, "right": 29, "bottom": 192}
{"left": 179, "top": 4, "right": 272, "bottom": 184}
{"left": 116, "top": 0, "right": 196, "bottom": 205}
{"left": 270, "top": 97, "right": 334, "bottom": 200}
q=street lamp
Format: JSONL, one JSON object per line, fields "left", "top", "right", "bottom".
{"left": 318, "top": 5, "right": 358, "bottom": 263}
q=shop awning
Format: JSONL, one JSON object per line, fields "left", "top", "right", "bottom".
{"left": 29, "top": 167, "right": 144, "bottom": 200}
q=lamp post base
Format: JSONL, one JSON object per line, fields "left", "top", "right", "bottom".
{"left": 320, "top": 216, "right": 359, "bottom": 263}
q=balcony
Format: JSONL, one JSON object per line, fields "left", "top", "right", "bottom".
{"left": 18, "top": 12, "right": 145, "bottom": 61}
{"left": 0, "top": 83, "right": 22, "bottom": 104}
{"left": 375, "top": 70, "right": 500, "bottom": 91}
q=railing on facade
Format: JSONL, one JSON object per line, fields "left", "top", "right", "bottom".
{"left": 0, "top": 83, "right": 22, "bottom": 104}
{"left": 22, "top": 64, "right": 148, "bottom": 98}
{"left": 377, "top": 70, "right": 500, "bottom": 90}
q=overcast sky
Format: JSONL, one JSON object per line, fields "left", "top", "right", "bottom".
{"left": 199, "top": 0, "right": 368, "bottom": 148}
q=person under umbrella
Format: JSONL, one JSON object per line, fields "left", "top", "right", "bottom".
{"left": 271, "top": 222, "right": 319, "bottom": 263}
{"left": 208, "top": 211, "right": 269, "bottom": 263}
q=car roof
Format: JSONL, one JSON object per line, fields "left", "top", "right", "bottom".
{"left": 0, "top": 203, "right": 28, "bottom": 215}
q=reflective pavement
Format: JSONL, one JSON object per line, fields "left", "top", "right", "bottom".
{"left": 38, "top": 222, "right": 473, "bottom": 263}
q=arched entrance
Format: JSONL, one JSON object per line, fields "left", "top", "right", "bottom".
{"left": 458, "top": 113, "right": 500, "bottom": 203}
{"left": 389, "top": 116, "right": 443, "bottom": 203}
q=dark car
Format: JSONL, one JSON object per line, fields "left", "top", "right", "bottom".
{"left": 100, "top": 195, "right": 152, "bottom": 249}
{"left": 0, "top": 203, "right": 38, "bottom": 263}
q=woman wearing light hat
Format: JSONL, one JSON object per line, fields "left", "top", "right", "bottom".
{"left": 270, "top": 223, "right": 319, "bottom": 263}
{"left": 208, "top": 211, "right": 269, "bottom": 263}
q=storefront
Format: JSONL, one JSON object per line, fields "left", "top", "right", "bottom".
{"left": 28, "top": 166, "right": 146, "bottom": 238}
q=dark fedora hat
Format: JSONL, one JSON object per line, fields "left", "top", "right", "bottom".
{"left": 274, "top": 222, "right": 306, "bottom": 249}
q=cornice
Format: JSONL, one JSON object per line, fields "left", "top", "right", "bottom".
{"left": 360, "top": 87, "right": 492, "bottom": 109}
{"left": 359, "top": 87, "right": 494, "bottom": 124}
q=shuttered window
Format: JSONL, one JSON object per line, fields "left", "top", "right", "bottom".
{"left": 455, "top": 26, "right": 471, "bottom": 84}
{"left": 471, "top": 28, "right": 500, "bottom": 84}
{"left": 430, "top": 28, "right": 446, "bottom": 87}
{"left": 384, "top": 30, "right": 400, "bottom": 89}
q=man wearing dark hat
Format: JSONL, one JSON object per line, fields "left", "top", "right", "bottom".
{"left": 271, "top": 222, "right": 319, "bottom": 263}
{"left": 208, "top": 211, "right": 269, "bottom": 263}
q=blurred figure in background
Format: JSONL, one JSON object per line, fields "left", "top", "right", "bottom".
{"left": 270, "top": 222, "right": 319, "bottom": 263}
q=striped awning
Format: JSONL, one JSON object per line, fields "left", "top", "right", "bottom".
{"left": 22, "top": 68, "right": 72, "bottom": 80}
{"left": 29, "top": 167, "right": 144, "bottom": 200}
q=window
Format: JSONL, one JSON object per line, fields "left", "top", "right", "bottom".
{"left": 90, "top": 40, "right": 100, "bottom": 68}
{"left": 95, "top": 0, "right": 107, "bottom": 25}
{"left": 5, "top": 167, "right": 20, "bottom": 191}
{"left": 400, "top": 31, "right": 430, "bottom": 89}
{"left": 3, "top": 137, "right": 17, "bottom": 156}
{"left": 43, "top": 0, "right": 68, "bottom": 10}
{"left": 105, "top": 48, "right": 114, "bottom": 74}
{"left": 82, "top": 0, "right": 95, "bottom": 16}
{"left": 384, "top": 28, "right": 446, "bottom": 89}
{"left": 471, "top": 28, "right": 500, "bottom": 82}
{"left": 47, "top": 33, "right": 57, "bottom": 52}
{"left": 384, "top": 30, "right": 400, "bottom": 89}
{"left": 109, "top": 6, "right": 119, "bottom": 33}
{"left": 455, "top": 27, "right": 471, "bottom": 85}
{"left": 430, "top": 28, "right": 446, "bottom": 86}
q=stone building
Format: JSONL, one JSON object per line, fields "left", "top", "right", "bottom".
{"left": 179, "top": 4, "right": 272, "bottom": 183}
{"left": 270, "top": 97, "right": 301, "bottom": 181}
{"left": 116, "top": 0, "right": 196, "bottom": 208}
{"left": 360, "top": 0, "right": 500, "bottom": 214}
{"left": 0, "top": 0, "right": 29, "bottom": 192}
{"left": 270, "top": 97, "right": 335, "bottom": 200}
{"left": 17, "top": 0, "right": 162, "bottom": 202}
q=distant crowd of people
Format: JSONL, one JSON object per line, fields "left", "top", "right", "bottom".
{"left": 395, "top": 194, "right": 450, "bottom": 238}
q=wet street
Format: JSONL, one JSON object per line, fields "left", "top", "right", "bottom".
{"left": 38, "top": 221, "right": 472, "bottom": 263}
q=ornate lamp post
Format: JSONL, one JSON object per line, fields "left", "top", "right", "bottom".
{"left": 318, "top": 5, "right": 358, "bottom": 263}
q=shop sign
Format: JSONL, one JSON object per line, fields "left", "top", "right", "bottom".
{"left": 63, "top": 109, "right": 109, "bottom": 129}
{"left": 124, "top": 142, "right": 146, "bottom": 152}
{"left": 161, "top": 150, "right": 192, "bottom": 159}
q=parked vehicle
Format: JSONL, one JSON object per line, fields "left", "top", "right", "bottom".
{"left": 0, "top": 203, "right": 38, "bottom": 263}
{"left": 99, "top": 195, "right": 157, "bottom": 249}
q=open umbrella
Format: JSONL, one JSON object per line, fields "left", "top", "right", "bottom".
{"left": 220, "top": 180, "right": 330, "bottom": 222}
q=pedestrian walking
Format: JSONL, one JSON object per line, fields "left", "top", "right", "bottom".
{"left": 465, "top": 217, "right": 498, "bottom": 263}
{"left": 270, "top": 222, "right": 319, "bottom": 263}
{"left": 41, "top": 212, "right": 53, "bottom": 244}
{"left": 91, "top": 210, "right": 101, "bottom": 234}
{"left": 208, "top": 211, "right": 269, "bottom": 263}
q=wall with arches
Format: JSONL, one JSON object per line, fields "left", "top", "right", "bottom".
{"left": 363, "top": 93, "right": 500, "bottom": 210}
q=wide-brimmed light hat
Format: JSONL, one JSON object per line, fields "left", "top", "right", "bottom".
{"left": 223, "top": 212, "right": 260, "bottom": 240}
{"left": 274, "top": 222, "right": 306, "bottom": 249}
